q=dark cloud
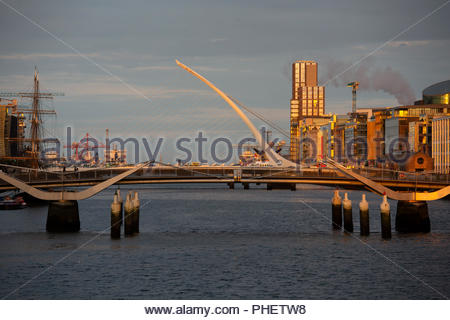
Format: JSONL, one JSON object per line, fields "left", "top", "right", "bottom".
{"left": 1, "top": 0, "right": 449, "bottom": 57}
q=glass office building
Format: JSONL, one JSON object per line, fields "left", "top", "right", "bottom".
{"left": 423, "top": 80, "right": 450, "bottom": 105}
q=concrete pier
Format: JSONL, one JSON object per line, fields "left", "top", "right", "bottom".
{"left": 359, "top": 194, "right": 370, "bottom": 236}
{"left": 380, "top": 195, "right": 391, "bottom": 239}
{"left": 343, "top": 193, "right": 353, "bottom": 233}
{"left": 395, "top": 200, "right": 430, "bottom": 233}
{"left": 46, "top": 200, "right": 80, "bottom": 232}
{"left": 331, "top": 190, "right": 342, "bottom": 230}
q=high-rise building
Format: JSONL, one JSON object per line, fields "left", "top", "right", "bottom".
{"left": 290, "top": 60, "right": 325, "bottom": 162}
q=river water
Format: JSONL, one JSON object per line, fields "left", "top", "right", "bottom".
{"left": 0, "top": 184, "right": 449, "bottom": 299}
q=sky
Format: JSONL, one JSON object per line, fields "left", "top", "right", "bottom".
{"left": 0, "top": 0, "right": 449, "bottom": 163}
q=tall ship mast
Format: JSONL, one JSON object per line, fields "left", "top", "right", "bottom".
{"left": 0, "top": 67, "right": 63, "bottom": 168}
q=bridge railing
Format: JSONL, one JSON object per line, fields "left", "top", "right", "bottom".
{"left": 0, "top": 165, "right": 63, "bottom": 185}
{"left": 0, "top": 164, "right": 346, "bottom": 185}
{"left": 1, "top": 163, "right": 448, "bottom": 189}
{"left": 351, "top": 167, "right": 450, "bottom": 184}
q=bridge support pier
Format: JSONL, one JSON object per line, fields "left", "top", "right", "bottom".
{"left": 395, "top": 200, "right": 430, "bottom": 233}
{"left": 46, "top": 200, "right": 80, "bottom": 232}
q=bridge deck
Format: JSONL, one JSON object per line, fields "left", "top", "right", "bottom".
{"left": 0, "top": 164, "right": 448, "bottom": 201}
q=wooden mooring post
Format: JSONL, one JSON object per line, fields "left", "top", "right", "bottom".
{"left": 110, "top": 194, "right": 121, "bottom": 239}
{"left": 343, "top": 193, "right": 353, "bottom": 233}
{"left": 331, "top": 190, "right": 342, "bottom": 230}
{"left": 380, "top": 195, "right": 391, "bottom": 240}
{"left": 359, "top": 194, "right": 370, "bottom": 236}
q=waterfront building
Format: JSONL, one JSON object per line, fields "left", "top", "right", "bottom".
{"left": 344, "top": 110, "right": 370, "bottom": 165}
{"left": 291, "top": 79, "right": 449, "bottom": 168}
{"left": 367, "top": 117, "right": 376, "bottom": 164}
{"left": 432, "top": 115, "right": 450, "bottom": 174}
{"left": 0, "top": 99, "right": 21, "bottom": 158}
{"left": 298, "top": 116, "right": 331, "bottom": 163}
{"left": 334, "top": 120, "right": 347, "bottom": 162}
{"left": 105, "top": 145, "right": 127, "bottom": 164}
{"left": 367, "top": 108, "right": 391, "bottom": 165}
{"left": 422, "top": 80, "right": 450, "bottom": 105}
{"left": 402, "top": 151, "right": 433, "bottom": 172}
{"left": 384, "top": 105, "right": 449, "bottom": 165}
{"left": 320, "top": 114, "right": 348, "bottom": 161}
{"left": 290, "top": 60, "right": 326, "bottom": 162}
{"left": 408, "top": 116, "right": 432, "bottom": 156}
{"left": 384, "top": 114, "right": 419, "bottom": 162}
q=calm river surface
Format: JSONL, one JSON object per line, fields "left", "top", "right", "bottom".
{"left": 0, "top": 184, "right": 449, "bottom": 299}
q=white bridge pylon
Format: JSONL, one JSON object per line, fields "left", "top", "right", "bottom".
{"left": 175, "top": 59, "right": 296, "bottom": 167}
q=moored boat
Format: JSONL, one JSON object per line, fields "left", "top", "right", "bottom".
{"left": 0, "top": 196, "right": 27, "bottom": 210}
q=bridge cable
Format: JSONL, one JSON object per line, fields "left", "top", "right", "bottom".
{"left": 227, "top": 95, "right": 290, "bottom": 140}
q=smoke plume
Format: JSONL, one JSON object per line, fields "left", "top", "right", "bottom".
{"left": 320, "top": 57, "right": 416, "bottom": 105}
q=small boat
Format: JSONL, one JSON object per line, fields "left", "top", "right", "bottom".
{"left": 0, "top": 196, "right": 27, "bottom": 210}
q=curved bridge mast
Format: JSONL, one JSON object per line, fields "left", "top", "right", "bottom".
{"left": 175, "top": 59, "right": 296, "bottom": 167}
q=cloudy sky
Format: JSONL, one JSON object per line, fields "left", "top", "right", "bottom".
{"left": 1, "top": 0, "right": 449, "bottom": 162}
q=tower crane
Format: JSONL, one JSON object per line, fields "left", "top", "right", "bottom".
{"left": 64, "top": 133, "right": 106, "bottom": 163}
{"left": 347, "top": 81, "right": 359, "bottom": 117}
